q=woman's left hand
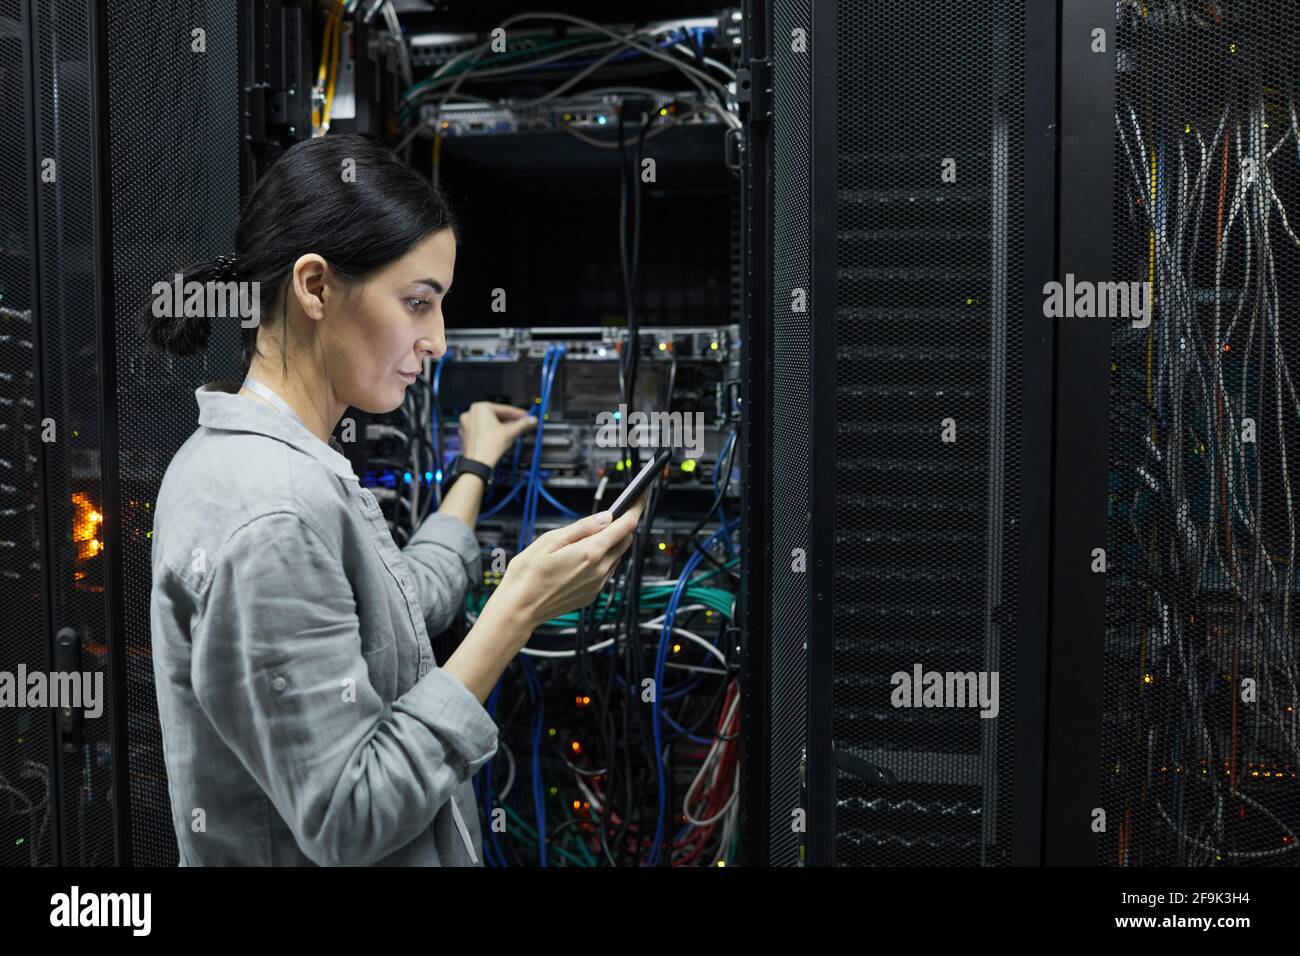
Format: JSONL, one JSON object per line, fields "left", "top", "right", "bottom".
{"left": 457, "top": 401, "right": 538, "bottom": 466}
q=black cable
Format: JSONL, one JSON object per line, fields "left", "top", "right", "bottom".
{"left": 664, "top": 349, "right": 677, "bottom": 415}
{"left": 617, "top": 97, "right": 659, "bottom": 454}
{"left": 660, "top": 607, "right": 735, "bottom": 740}
{"left": 623, "top": 480, "right": 663, "bottom": 739}
{"left": 609, "top": 651, "right": 635, "bottom": 864}
{"left": 670, "top": 428, "right": 739, "bottom": 578}
{"left": 593, "top": 648, "right": 620, "bottom": 865}
{"left": 613, "top": 102, "right": 672, "bottom": 853}
{"left": 617, "top": 104, "right": 632, "bottom": 386}
{"left": 694, "top": 544, "right": 741, "bottom": 581}
{"left": 663, "top": 663, "right": 730, "bottom": 740}
{"left": 490, "top": 665, "right": 532, "bottom": 867}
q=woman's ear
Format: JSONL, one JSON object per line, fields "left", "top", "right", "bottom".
{"left": 289, "top": 253, "right": 330, "bottom": 321}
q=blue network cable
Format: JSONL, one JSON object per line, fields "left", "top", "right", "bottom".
{"left": 477, "top": 348, "right": 552, "bottom": 519}
{"left": 517, "top": 345, "right": 554, "bottom": 551}
{"left": 532, "top": 346, "right": 565, "bottom": 536}
{"left": 660, "top": 711, "right": 715, "bottom": 747}
{"left": 520, "top": 656, "right": 548, "bottom": 866}
{"left": 479, "top": 680, "right": 506, "bottom": 866}
{"left": 537, "top": 482, "right": 581, "bottom": 518}
{"left": 512, "top": 353, "right": 565, "bottom": 873}
{"left": 644, "top": 519, "right": 737, "bottom": 866}
{"left": 480, "top": 474, "right": 579, "bottom": 521}
{"left": 480, "top": 481, "right": 524, "bottom": 518}
{"left": 476, "top": 350, "right": 561, "bottom": 866}
{"left": 519, "top": 345, "right": 564, "bottom": 552}
{"left": 608, "top": 672, "right": 711, "bottom": 745}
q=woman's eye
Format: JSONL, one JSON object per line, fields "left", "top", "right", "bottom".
{"left": 406, "top": 298, "right": 428, "bottom": 312}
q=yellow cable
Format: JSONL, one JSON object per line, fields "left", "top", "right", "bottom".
{"left": 322, "top": 1, "right": 345, "bottom": 131}
{"left": 314, "top": 1, "right": 344, "bottom": 134}
{"left": 315, "top": 1, "right": 338, "bottom": 89}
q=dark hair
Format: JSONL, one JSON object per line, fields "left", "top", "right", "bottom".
{"left": 142, "top": 133, "right": 458, "bottom": 368}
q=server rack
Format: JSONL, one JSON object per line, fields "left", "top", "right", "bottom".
{"left": 774, "top": 0, "right": 1300, "bottom": 868}
{"left": 3, "top": 0, "right": 244, "bottom": 866}
{"left": 12, "top": 1, "right": 750, "bottom": 867}
{"left": 771, "top": 0, "right": 1058, "bottom": 865}
{"left": 1052, "top": 0, "right": 1300, "bottom": 868}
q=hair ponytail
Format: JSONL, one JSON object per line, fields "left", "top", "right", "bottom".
{"left": 140, "top": 133, "right": 458, "bottom": 365}
{"left": 140, "top": 256, "right": 229, "bottom": 357}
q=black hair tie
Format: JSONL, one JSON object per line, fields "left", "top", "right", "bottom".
{"left": 214, "top": 253, "right": 239, "bottom": 282}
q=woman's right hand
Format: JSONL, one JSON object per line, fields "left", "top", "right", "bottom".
{"left": 494, "top": 492, "right": 647, "bottom": 635}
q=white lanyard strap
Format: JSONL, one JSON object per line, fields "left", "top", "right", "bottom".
{"left": 241, "top": 374, "right": 312, "bottom": 434}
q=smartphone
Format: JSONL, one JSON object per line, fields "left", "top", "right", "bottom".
{"left": 606, "top": 448, "right": 673, "bottom": 520}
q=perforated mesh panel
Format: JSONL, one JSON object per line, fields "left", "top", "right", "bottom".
{"left": 831, "top": 0, "right": 1025, "bottom": 865}
{"left": 0, "top": 0, "right": 56, "bottom": 867}
{"left": 768, "top": 0, "right": 812, "bottom": 866}
{"left": 15, "top": 0, "right": 126, "bottom": 866}
{"left": 1101, "top": 0, "right": 1300, "bottom": 866}
{"left": 105, "top": 0, "right": 243, "bottom": 866}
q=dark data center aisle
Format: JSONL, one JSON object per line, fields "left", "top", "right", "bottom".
{"left": 2, "top": 0, "right": 1298, "bottom": 921}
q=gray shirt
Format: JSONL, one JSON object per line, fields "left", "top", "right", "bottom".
{"left": 149, "top": 380, "right": 497, "bottom": 866}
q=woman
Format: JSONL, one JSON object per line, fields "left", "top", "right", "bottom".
{"left": 143, "top": 133, "right": 643, "bottom": 866}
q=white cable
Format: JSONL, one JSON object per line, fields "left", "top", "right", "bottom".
{"left": 519, "top": 636, "right": 616, "bottom": 658}
{"left": 408, "top": 13, "right": 739, "bottom": 132}
{"left": 574, "top": 774, "right": 602, "bottom": 813}
{"left": 381, "top": 2, "right": 414, "bottom": 87}
{"left": 681, "top": 689, "right": 740, "bottom": 826}
{"left": 510, "top": 605, "right": 728, "bottom": 661}
{"left": 496, "top": 738, "right": 517, "bottom": 801}
{"left": 668, "top": 42, "right": 736, "bottom": 79}
{"left": 665, "top": 661, "right": 727, "bottom": 676}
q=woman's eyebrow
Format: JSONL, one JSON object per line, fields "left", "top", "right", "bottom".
{"left": 410, "top": 277, "right": 446, "bottom": 294}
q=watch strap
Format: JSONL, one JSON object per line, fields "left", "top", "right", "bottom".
{"left": 449, "top": 455, "right": 493, "bottom": 487}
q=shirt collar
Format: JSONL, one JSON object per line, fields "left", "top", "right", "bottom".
{"left": 195, "top": 381, "right": 359, "bottom": 483}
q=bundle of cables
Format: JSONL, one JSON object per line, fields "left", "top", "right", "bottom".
{"left": 460, "top": 340, "right": 739, "bottom": 865}
{"left": 394, "top": 13, "right": 742, "bottom": 181}
{"left": 1107, "top": 64, "right": 1300, "bottom": 862}
{"left": 470, "top": 544, "right": 741, "bottom": 866}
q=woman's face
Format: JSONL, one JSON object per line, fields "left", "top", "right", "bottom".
{"left": 324, "top": 227, "right": 456, "bottom": 414}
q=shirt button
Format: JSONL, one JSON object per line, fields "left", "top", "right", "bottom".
{"left": 271, "top": 675, "right": 287, "bottom": 692}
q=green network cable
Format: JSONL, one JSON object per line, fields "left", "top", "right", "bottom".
{"left": 467, "top": 558, "right": 739, "bottom": 630}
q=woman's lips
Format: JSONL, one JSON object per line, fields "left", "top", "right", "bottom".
{"left": 398, "top": 370, "right": 418, "bottom": 384}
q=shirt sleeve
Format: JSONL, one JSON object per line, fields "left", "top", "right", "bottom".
{"left": 191, "top": 509, "right": 498, "bottom": 867}
{"left": 400, "top": 511, "right": 481, "bottom": 635}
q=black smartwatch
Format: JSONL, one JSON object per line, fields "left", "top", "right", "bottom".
{"left": 446, "top": 455, "right": 493, "bottom": 490}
